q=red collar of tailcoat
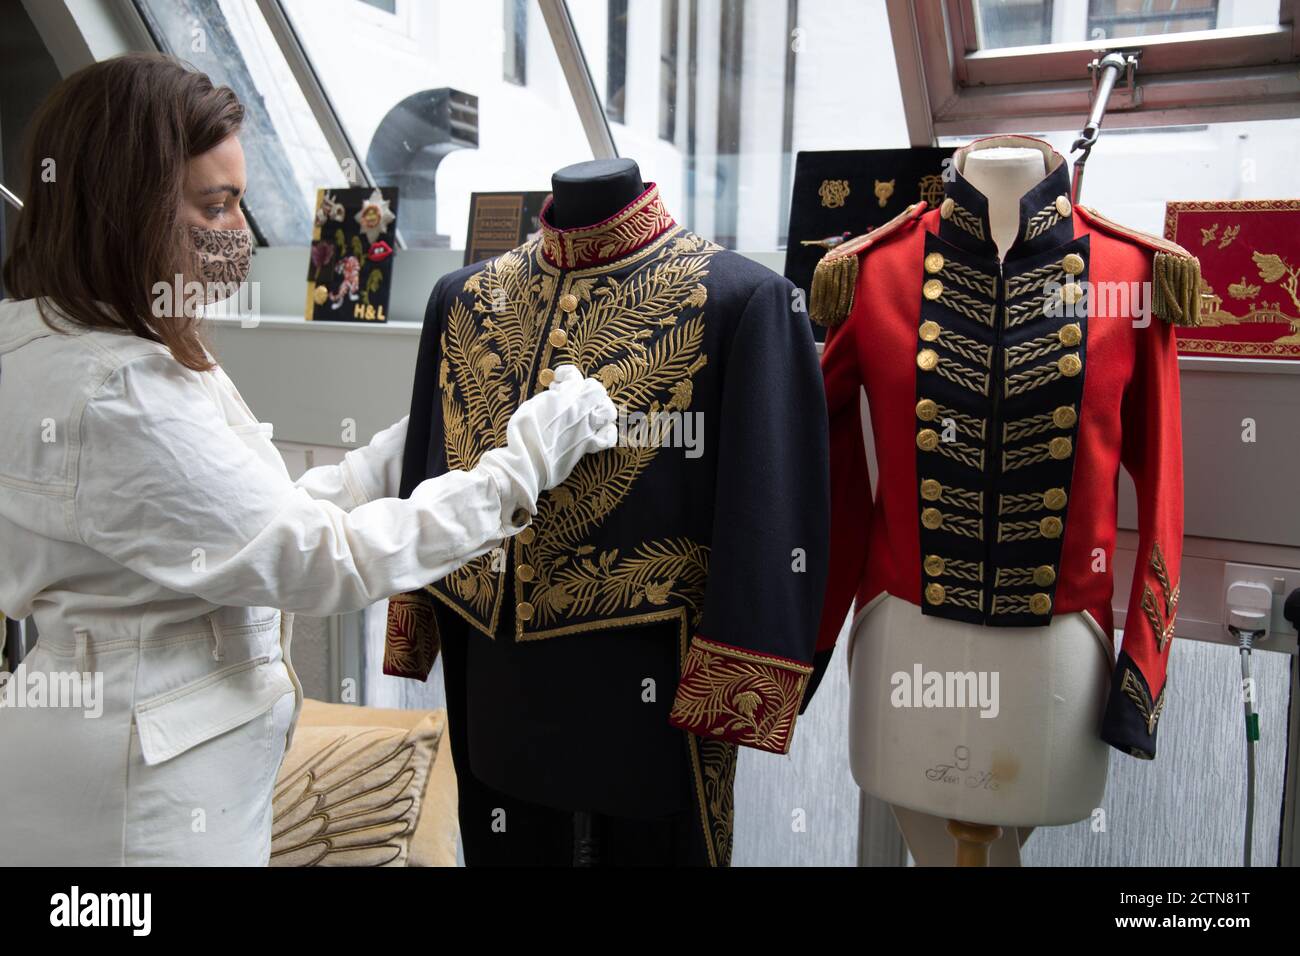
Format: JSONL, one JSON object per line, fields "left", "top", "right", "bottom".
{"left": 537, "top": 182, "right": 677, "bottom": 269}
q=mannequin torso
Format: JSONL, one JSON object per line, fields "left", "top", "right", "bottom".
{"left": 964, "top": 148, "right": 1048, "bottom": 257}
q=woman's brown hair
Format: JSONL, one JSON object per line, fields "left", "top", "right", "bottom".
{"left": 2, "top": 52, "right": 245, "bottom": 371}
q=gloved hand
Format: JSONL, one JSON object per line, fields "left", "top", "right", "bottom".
{"left": 475, "top": 364, "right": 618, "bottom": 530}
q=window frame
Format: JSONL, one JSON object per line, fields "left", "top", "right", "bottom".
{"left": 503, "top": 0, "right": 528, "bottom": 86}
{"left": 605, "top": 0, "right": 628, "bottom": 124}
{"left": 888, "top": 0, "right": 1300, "bottom": 143}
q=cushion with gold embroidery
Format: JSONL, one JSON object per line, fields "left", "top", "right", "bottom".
{"left": 270, "top": 706, "right": 445, "bottom": 867}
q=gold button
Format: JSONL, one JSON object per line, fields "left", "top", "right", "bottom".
{"left": 917, "top": 348, "right": 938, "bottom": 371}
{"left": 1039, "top": 516, "right": 1063, "bottom": 539}
{"left": 916, "top": 429, "right": 939, "bottom": 452}
{"left": 511, "top": 507, "right": 531, "bottom": 527}
{"left": 1049, "top": 436, "right": 1073, "bottom": 459}
{"left": 518, "top": 526, "right": 536, "bottom": 545}
{"left": 1030, "top": 592, "right": 1053, "bottom": 615}
{"left": 1043, "top": 487, "right": 1067, "bottom": 510}
{"left": 538, "top": 368, "right": 556, "bottom": 387}
{"left": 559, "top": 293, "right": 578, "bottom": 312}
{"left": 1052, "top": 405, "right": 1077, "bottom": 429}
{"left": 916, "top": 398, "right": 938, "bottom": 421}
{"left": 920, "top": 478, "right": 942, "bottom": 501}
{"left": 548, "top": 328, "right": 568, "bottom": 348}
{"left": 922, "top": 279, "right": 943, "bottom": 300}
{"left": 925, "top": 583, "right": 946, "bottom": 606}
{"left": 1059, "top": 323, "right": 1081, "bottom": 346}
{"left": 516, "top": 601, "right": 535, "bottom": 622}
{"left": 1062, "top": 252, "right": 1085, "bottom": 275}
{"left": 924, "top": 252, "right": 945, "bottom": 274}
{"left": 1033, "top": 565, "right": 1057, "bottom": 587}
{"left": 924, "top": 555, "right": 946, "bottom": 577}
{"left": 1055, "top": 195, "right": 1072, "bottom": 218}
{"left": 921, "top": 507, "right": 943, "bottom": 530}
{"left": 516, "top": 563, "right": 536, "bottom": 583}
{"left": 1059, "top": 282, "right": 1083, "bottom": 306}
{"left": 940, "top": 197, "right": 955, "bottom": 219}
{"left": 1058, "top": 354, "right": 1082, "bottom": 377}
{"left": 919, "top": 320, "right": 941, "bottom": 342}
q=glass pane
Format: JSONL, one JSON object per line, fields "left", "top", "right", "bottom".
{"left": 975, "top": 0, "right": 1056, "bottom": 47}
{"left": 568, "top": 0, "right": 910, "bottom": 252}
{"left": 281, "top": 0, "right": 597, "bottom": 249}
{"left": 135, "top": 0, "right": 349, "bottom": 245}
{"left": 1, "top": 0, "right": 63, "bottom": 279}
{"left": 974, "top": 0, "right": 1281, "bottom": 51}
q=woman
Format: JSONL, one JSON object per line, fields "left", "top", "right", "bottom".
{"left": 0, "top": 53, "right": 616, "bottom": 865}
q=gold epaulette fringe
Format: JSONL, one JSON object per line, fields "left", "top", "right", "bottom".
{"left": 809, "top": 253, "right": 860, "bottom": 328}
{"left": 1075, "top": 205, "right": 1203, "bottom": 327}
{"left": 1152, "top": 251, "right": 1203, "bottom": 327}
{"left": 807, "top": 202, "right": 926, "bottom": 328}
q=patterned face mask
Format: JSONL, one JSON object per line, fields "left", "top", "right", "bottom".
{"left": 189, "top": 224, "right": 253, "bottom": 287}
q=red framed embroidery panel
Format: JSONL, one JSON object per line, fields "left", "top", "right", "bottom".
{"left": 1164, "top": 199, "right": 1300, "bottom": 359}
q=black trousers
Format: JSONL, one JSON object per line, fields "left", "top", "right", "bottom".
{"left": 439, "top": 607, "right": 710, "bottom": 866}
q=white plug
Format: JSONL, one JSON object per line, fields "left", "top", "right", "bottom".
{"left": 1226, "top": 580, "right": 1272, "bottom": 646}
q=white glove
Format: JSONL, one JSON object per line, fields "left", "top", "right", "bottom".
{"left": 475, "top": 364, "right": 618, "bottom": 529}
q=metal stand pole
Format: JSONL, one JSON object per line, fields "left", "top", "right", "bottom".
{"left": 1070, "top": 52, "right": 1140, "bottom": 204}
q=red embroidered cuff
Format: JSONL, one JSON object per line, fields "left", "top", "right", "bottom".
{"left": 668, "top": 636, "right": 813, "bottom": 755}
{"left": 383, "top": 589, "right": 440, "bottom": 681}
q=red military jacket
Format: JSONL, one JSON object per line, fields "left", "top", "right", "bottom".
{"left": 811, "top": 136, "right": 1199, "bottom": 760}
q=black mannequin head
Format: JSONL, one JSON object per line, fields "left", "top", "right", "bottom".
{"left": 549, "top": 158, "right": 645, "bottom": 229}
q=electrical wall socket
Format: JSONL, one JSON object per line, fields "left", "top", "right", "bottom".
{"left": 1223, "top": 562, "right": 1300, "bottom": 654}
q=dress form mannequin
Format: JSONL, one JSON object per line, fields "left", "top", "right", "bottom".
{"left": 848, "top": 144, "right": 1111, "bottom": 867}
{"left": 549, "top": 158, "right": 645, "bottom": 228}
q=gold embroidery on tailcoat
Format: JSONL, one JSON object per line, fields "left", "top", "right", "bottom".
{"left": 437, "top": 243, "right": 555, "bottom": 629}
{"left": 431, "top": 229, "right": 722, "bottom": 642}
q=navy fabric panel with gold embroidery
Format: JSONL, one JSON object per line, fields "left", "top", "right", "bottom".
{"left": 914, "top": 158, "right": 1089, "bottom": 627}
{"left": 1101, "top": 650, "right": 1165, "bottom": 759}
{"left": 989, "top": 237, "right": 1088, "bottom": 625}
{"left": 785, "top": 148, "right": 954, "bottom": 340}
{"left": 431, "top": 226, "right": 721, "bottom": 644}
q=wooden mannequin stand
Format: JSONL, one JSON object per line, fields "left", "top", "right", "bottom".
{"left": 947, "top": 819, "right": 1003, "bottom": 867}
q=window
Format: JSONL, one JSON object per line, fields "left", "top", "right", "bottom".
{"left": 358, "top": 0, "right": 396, "bottom": 12}
{"left": 606, "top": 0, "right": 629, "bottom": 124}
{"left": 281, "top": 0, "right": 594, "bottom": 249}
{"left": 504, "top": 0, "right": 527, "bottom": 86}
{"left": 901, "top": 0, "right": 1298, "bottom": 137}
{"left": 134, "top": 0, "right": 348, "bottom": 246}
{"left": 571, "top": 0, "right": 907, "bottom": 252}
{"left": 972, "top": 0, "right": 1278, "bottom": 49}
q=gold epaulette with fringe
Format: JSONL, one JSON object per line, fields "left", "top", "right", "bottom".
{"left": 809, "top": 202, "right": 926, "bottom": 328}
{"left": 1075, "top": 205, "right": 1203, "bottom": 327}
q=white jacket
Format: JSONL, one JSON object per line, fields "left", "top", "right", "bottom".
{"left": 0, "top": 297, "right": 520, "bottom": 864}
